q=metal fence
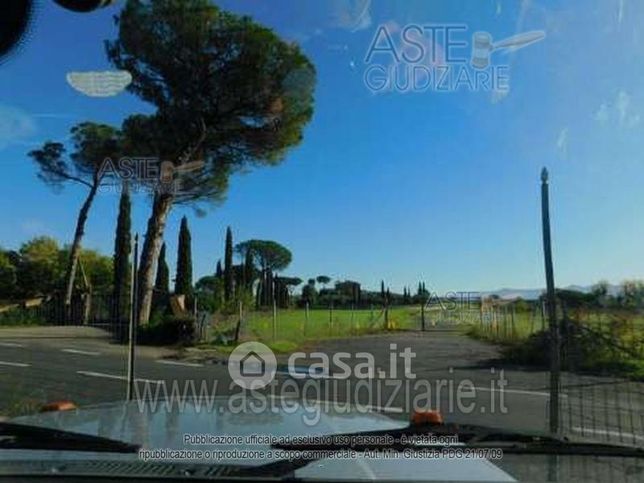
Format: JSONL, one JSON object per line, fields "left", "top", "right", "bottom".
{"left": 0, "top": 293, "right": 129, "bottom": 340}
{"left": 470, "top": 299, "right": 644, "bottom": 445}
{"left": 558, "top": 313, "right": 644, "bottom": 446}
{"left": 193, "top": 303, "right": 435, "bottom": 345}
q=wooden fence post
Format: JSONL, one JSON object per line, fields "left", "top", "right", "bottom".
{"left": 421, "top": 301, "right": 426, "bottom": 331}
{"left": 304, "top": 301, "right": 309, "bottom": 337}
{"left": 511, "top": 305, "right": 516, "bottom": 340}
{"left": 272, "top": 298, "right": 277, "bottom": 341}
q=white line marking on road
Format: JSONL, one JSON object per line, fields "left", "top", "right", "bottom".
{"left": 363, "top": 404, "right": 405, "bottom": 414}
{"left": 156, "top": 360, "right": 204, "bottom": 368}
{"left": 62, "top": 349, "right": 101, "bottom": 356}
{"left": 0, "top": 342, "right": 25, "bottom": 348}
{"left": 0, "top": 360, "right": 30, "bottom": 367}
{"left": 303, "top": 399, "right": 404, "bottom": 414}
{"left": 472, "top": 386, "right": 568, "bottom": 398}
{"left": 76, "top": 371, "right": 124, "bottom": 381}
{"left": 76, "top": 371, "right": 162, "bottom": 384}
{"left": 279, "top": 370, "right": 347, "bottom": 380}
{"left": 571, "top": 426, "right": 644, "bottom": 442}
{"left": 321, "top": 373, "right": 351, "bottom": 380}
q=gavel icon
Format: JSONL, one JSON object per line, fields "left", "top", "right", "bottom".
{"left": 470, "top": 30, "right": 546, "bottom": 69}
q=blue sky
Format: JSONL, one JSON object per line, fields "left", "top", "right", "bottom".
{"left": 0, "top": 0, "right": 643, "bottom": 294}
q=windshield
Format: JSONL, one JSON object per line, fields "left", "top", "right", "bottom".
{"left": 0, "top": 1, "right": 643, "bottom": 482}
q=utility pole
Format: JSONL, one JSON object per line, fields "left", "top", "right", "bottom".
{"left": 126, "top": 234, "right": 139, "bottom": 402}
{"left": 234, "top": 300, "right": 242, "bottom": 345}
{"left": 420, "top": 300, "right": 426, "bottom": 331}
{"left": 541, "top": 168, "right": 560, "bottom": 435}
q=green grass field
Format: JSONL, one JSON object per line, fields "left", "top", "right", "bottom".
{"left": 468, "top": 307, "right": 644, "bottom": 345}
{"left": 467, "top": 309, "right": 542, "bottom": 342}
{"left": 202, "top": 303, "right": 644, "bottom": 360}
{"left": 206, "top": 306, "right": 424, "bottom": 352}
{"left": 465, "top": 306, "right": 644, "bottom": 379}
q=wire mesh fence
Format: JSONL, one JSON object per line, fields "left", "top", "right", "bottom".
{"left": 0, "top": 293, "right": 129, "bottom": 341}
{"left": 468, "top": 299, "right": 644, "bottom": 445}
{"left": 196, "top": 303, "right": 435, "bottom": 347}
{"left": 558, "top": 313, "right": 644, "bottom": 446}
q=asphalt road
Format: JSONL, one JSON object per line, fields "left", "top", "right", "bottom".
{"left": 0, "top": 326, "right": 642, "bottom": 447}
{"left": 0, "top": 327, "right": 236, "bottom": 413}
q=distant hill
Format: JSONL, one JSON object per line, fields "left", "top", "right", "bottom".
{"left": 480, "top": 284, "right": 621, "bottom": 301}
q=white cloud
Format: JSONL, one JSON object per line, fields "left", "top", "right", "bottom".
{"left": 594, "top": 103, "right": 610, "bottom": 123}
{"left": 33, "top": 113, "right": 78, "bottom": 120}
{"left": 593, "top": 90, "right": 640, "bottom": 128}
{"left": 490, "top": 88, "right": 510, "bottom": 104}
{"left": 616, "top": 90, "right": 630, "bottom": 124}
{"left": 556, "top": 127, "right": 569, "bottom": 159}
{"left": 0, "top": 104, "right": 36, "bottom": 150}
{"left": 330, "top": 0, "right": 372, "bottom": 32}
{"left": 626, "top": 113, "right": 641, "bottom": 128}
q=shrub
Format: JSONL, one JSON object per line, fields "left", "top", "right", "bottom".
{"left": 0, "top": 308, "right": 46, "bottom": 326}
{"left": 499, "top": 322, "right": 643, "bottom": 380}
{"left": 137, "top": 316, "right": 195, "bottom": 345}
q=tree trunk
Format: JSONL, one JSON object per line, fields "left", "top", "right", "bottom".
{"left": 63, "top": 183, "right": 99, "bottom": 306}
{"left": 137, "top": 193, "right": 174, "bottom": 325}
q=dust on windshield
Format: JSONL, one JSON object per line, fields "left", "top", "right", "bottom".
{"left": 0, "top": 1, "right": 642, "bottom": 482}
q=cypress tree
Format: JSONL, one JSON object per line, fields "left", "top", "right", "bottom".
{"left": 175, "top": 216, "right": 193, "bottom": 296}
{"left": 380, "top": 280, "right": 385, "bottom": 302}
{"left": 112, "top": 185, "right": 131, "bottom": 322}
{"left": 224, "top": 226, "right": 233, "bottom": 301}
{"left": 215, "top": 260, "right": 223, "bottom": 279}
{"left": 234, "top": 264, "right": 244, "bottom": 291}
{"left": 244, "top": 250, "right": 254, "bottom": 291}
{"left": 153, "top": 242, "right": 170, "bottom": 312}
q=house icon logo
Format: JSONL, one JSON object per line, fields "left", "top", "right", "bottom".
{"left": 228, "top": 342, "right": 277, "bottom": 390}
{"left": 240, "top": 351, "right": 265, "bottom": 377}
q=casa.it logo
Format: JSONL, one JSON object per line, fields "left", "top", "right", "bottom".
{"left": 228, "top": 342, "right": 277, "bottom": 390}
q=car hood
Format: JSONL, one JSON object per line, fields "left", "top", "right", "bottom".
{"left": 7, "top": 397, "right": 515, "bottom": 481}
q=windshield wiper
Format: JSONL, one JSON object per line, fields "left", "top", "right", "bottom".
{"left": 0, "top": 422, "right": 139, "bottom": 453}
